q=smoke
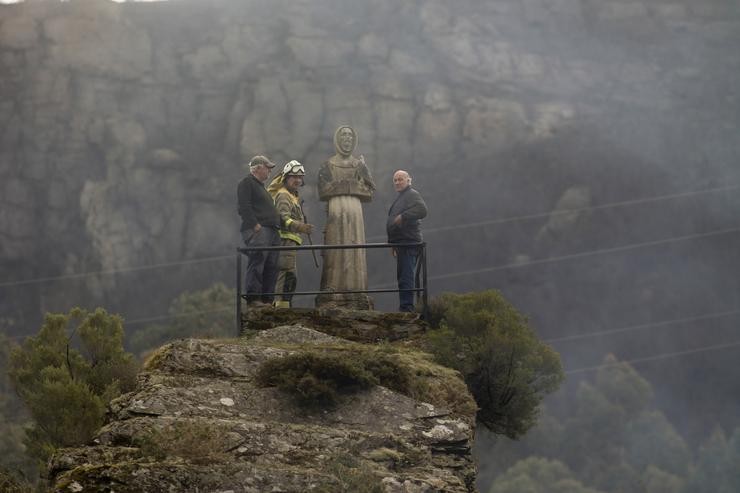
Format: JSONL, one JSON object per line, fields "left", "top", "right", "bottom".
{"left": 1, "top": 0, "right": 739, "bottom": 453}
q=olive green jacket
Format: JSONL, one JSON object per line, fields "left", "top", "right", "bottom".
{"left": 274, "top": 187, "right": 306, "bottom": 245}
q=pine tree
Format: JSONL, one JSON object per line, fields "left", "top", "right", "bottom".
{"left": 8, "top": 308, "right": 139, "bottom": 464}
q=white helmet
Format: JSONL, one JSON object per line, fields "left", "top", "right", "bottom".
{"left": 283, "top": 160, "right": 305, "bottom": 176}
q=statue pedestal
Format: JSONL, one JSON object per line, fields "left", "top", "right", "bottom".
{"left": 315, "top": 292, "right": 373, "bottom": 311}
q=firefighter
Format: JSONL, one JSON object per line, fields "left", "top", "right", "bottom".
{"left": 268, "top": 160, "right": 314, "bottom": 308}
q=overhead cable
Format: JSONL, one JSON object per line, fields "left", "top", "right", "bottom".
{"left": 2, "top": 183, "right": 736, "bottom": 288}
{"left": 545, "top": 308, "right": 740, "bottom": 344}
{"left": 564, "top": 339, "right": 740, "bottom": 375}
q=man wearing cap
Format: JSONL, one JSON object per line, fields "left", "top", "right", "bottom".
{"left": 238, "top": 155, "right": 282, "bottom": 306}
{"left": 387, "top": 170, "right": 427, "bottom": 312}
{"left": 267, "top": 160, "right": 314, "bottom": 308}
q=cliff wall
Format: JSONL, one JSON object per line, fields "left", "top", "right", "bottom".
{"left": 1, "top": 0, "right": 738, "bottom": 323}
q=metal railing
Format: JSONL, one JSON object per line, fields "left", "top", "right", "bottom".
{"left": 236, "top": 242, "right": 427, "bottom": 333}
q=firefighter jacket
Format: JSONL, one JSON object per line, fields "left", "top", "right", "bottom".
{"left": 274, "top": 187, "right": 306, "bottom": 245}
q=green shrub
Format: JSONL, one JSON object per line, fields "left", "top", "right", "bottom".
{"left": 425, "top": 291, "right": 564, "bottom": 439}
{"left": 0, "top": 331, "right": 37, "bottom": 483}
{"left": 0, "top": 467, "right": 29, "bottom": 493}
{"left": 256, "top": 352, "right": 377, "bottom": 405}
{"left": 256, "top": 348, "right": 416, "bottom": 406}
{"left": 9, "top": 308, "right": 139, "bottom": 464}
{"left": 316, "top": 454, "right": 383, "bottom": 493}
{"left": 136, "top": 421, "right": 227, "bottom": 465}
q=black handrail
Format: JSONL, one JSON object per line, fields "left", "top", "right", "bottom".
{"left": 236, "top": 242, "right": 427, "bottom": 334}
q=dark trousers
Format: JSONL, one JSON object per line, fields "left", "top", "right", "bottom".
{"left": 242, "top": 227, "right": 281, "bottom": 303}
{"left": 396, "top": 247, "right": 418, "bottom": 312}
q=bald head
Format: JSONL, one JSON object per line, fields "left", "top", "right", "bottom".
{"left": 393, "top": 170, "right": 412, "bottom": 192}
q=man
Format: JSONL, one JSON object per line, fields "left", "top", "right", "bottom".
{"left": 237, "top": 155, "right": 281, "bottom": 306}
{"left": 268, "top": 160, "right": 314, "bottom": 308}
{"left": 386, "top": 170, "right": 428, "bottom": 312}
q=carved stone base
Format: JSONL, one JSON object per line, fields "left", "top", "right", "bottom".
{"left": 314, "top": 292, "right": 373, "bottom": 311}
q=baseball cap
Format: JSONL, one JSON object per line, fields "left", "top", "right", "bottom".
{"left": 248, "top": 155, "right": 275, "bottom": 168}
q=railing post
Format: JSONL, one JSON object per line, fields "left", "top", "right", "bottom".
{"left": 422, "top": 243, "right": 429, "bottom": 322}
{"left": 236, "top": 250, "right": 242, "bottom": 336}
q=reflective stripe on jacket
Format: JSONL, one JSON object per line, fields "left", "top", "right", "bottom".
{"left": 274, "top": 187, "right": 305, "bottom": 245}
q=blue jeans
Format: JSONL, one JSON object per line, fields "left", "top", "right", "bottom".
{"left": 396, "top": 248, "right": 418, "bottom": 312}
{"left": 242, "top": 227, "right": 281, "bottom": 303}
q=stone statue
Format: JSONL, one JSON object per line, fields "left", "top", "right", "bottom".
{"left": 316, "top": 125, "right": 376, "bottom": 309}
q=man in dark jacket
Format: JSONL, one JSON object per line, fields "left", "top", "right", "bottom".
{"left": 387, "top": 170, "right": 428, "bottom": 312}
{"left": 238, "top": 155, "right": 282, "bottom": 306}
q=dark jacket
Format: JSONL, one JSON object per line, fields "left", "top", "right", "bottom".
{"left": 237, "top": 174, "right": 280, "bottom": 232}
{"left": 387, "top": 186, "right": 428, "bottom": 243}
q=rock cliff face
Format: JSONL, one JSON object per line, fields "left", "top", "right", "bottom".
{"left": 1, "top": 0, "right": 738, "bottom": 326}
{"left": 49, "top": 313, "right": 478, "bottom": 492}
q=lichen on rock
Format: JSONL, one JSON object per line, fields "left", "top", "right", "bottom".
{"left": 49, "top": 313, "right": 478, "bottom": 492}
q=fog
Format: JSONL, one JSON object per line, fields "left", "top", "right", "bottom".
{"left": 1, "top": 0, "right": 739, "bottom": 487}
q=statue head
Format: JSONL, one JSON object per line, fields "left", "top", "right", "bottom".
{"left": 333, "top": 125, "right": 357, "bottom": 158}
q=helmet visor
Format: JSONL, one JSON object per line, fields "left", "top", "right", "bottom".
{"left": 283, "top": 160, "right": 305, "bottom": 176}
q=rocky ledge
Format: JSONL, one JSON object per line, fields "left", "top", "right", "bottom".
{"left": 49, "top": 318, "right": 478, "bottom": 492}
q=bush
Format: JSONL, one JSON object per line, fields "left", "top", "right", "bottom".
{"left": 317, "top": 454, "right": 383, "bottom": 493}
{"left": 0, "top": 467, "right": 30, "bottom": 493}
{"left": 256, "top": 350, "right": 414, "bottom": 407}
{"left": 257, "top": 352, "right": 377, "bottom": 405}
{"left": 9, "top": 308, "right": 139, "bottom": 463}
{"left": 425, "top": 291, "right": 564, "bottom": 439}
{"left": 0, "top": 331, "right": 37, "bottom": 483}
{"left": 136, "top": 420, "right": 227, "bottom": 465}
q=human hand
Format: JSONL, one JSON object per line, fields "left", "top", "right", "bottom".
{"left": 393, "top": 214, "right": 402, "bottom": 226}
{"left": 295, "top": 222, "right": 314, "bottom": 234}
{"left": 391, "top": 248, "right": 397, "bottom": 258}
{"left": 254, "top": 223, "right": 262, "bottom": 233}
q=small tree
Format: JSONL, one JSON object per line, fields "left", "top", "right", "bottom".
{"left": 425, "top": 291, "right": 564, "bottom": 438}
{"left": 9, "top": 308, "right": 139, "bottom": 464}
{"left": 683, "top": 427, "right": 740, "bottom": 493}
{"left": 488, "top": 457, "right": 606, "bottom": 493}
{"left": 0, "top": 330, "right": 36, "bottom": 484}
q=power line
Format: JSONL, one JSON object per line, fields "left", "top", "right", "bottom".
{"left": 425, "top": 226, "right": 740, "bottom": 282}
{"left": 1, "top": 183, "right": 736, "bottom": 288}
{"left": 367, "top": 183, "right": 739, "bottom": 241}
{"left": 0, "top": 254, "right": 233, "bottom": 288}
{"left": 545, "top": 309, "right": 740, "bottom": 344}
{"left": 564, "top": 339, "right": 740, "bottom": 375}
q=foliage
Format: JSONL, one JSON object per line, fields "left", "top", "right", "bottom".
{"left": 683, "top": 427, "right": 740, "bottom": 493}
{"left": 136, "top": 420, "right": 227, "bottom": 465}
{"left": 8, "top": 308, "right": 139, "bottom": 464}
{"left": 625, "top": 411, "right": 691, "bottom": 476}
{"left": 0, "top": 331, "right": 37, "bottom": 484}
{"left": 424, "top": 291, "right": 564, "bottom": 438}
{"left": 477, "top": 354, "right": 703, "bottom": 493}
{"left": 488, "top": 457, "right": 606, "bottom": 493}
{"left": 557, "top": 356, "right": 689, "bottom": 493}
{"left": 129, "top": 282, "right": 234, "bottom": 356}
{"left": 0, "top": 468, "right": 30, "bottom": 493}
{"left": 316, "top": 453, "right": 383, "bottom": 493}
{"left": 642, "top": 465, "right": 684, "bottom": 493}
{"left": 256, "top": 351, "right": 383, "bottom": 406}
{"left": 251, "top": 340, "right": 477, "bottom": 418}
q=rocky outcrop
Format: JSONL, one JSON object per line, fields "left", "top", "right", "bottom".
{"left": 242, "top": 307, "right": 426, "bottom": 342}
{"left": 49, "top": 315, "right": 478, "bottom": 492}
